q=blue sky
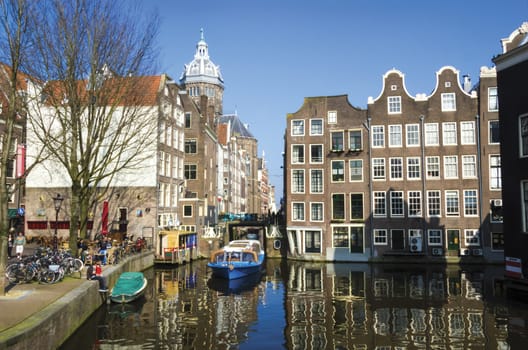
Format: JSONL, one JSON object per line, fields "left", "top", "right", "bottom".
{"left": 145, "top": 0, "right": 527, "bottom": 208}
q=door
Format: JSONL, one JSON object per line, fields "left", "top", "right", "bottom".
{"left": 391, "top": 229, "right": 405, "bottom": 250}
{"left": 447, "top": 229, "right": 460, "bottom": 252}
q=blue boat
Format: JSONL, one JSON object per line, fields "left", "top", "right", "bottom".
{"left": 207, "top": 240, "right": 265, "bottom": 280}
{"left": 110, "top": 272, "right": 148, "bottom": 303}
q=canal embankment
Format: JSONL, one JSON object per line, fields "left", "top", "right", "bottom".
{"left": 0, "top": 251, "right": 153, "bottom": 350}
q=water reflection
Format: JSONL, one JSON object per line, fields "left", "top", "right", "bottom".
{"left": 62, "top": 260, "right": 528, "bottom": 349}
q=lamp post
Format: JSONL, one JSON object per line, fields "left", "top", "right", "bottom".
{"left": 52, "top": 193, "right": 63, "bottom": 251}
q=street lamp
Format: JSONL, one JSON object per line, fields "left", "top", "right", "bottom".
{"left": 52, "top": 193, "right": 63, "bottom": 250}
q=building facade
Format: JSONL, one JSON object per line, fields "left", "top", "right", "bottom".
{"left": 493, "top": 22, "right": 528, "bottom": 287}
{"left": 284, "top": 67, "right": 503, "bottom": 262}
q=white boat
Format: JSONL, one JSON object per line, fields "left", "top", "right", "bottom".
{"left": 207, "top": 240, "right": 265, "bottom": 280}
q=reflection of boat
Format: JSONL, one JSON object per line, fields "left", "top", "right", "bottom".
{"left": 108, "top": 296, "right": 146, "bottom": 319}
{"left": 110, "top": 272, "right": 148, "bottom": 303}
{"left": 208, "top": 271, "right": 262, "bottom": 294}
{"left": 207, "top": 240, "right": 265, "bottom": 280}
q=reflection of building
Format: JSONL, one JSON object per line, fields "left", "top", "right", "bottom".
{"left": 284, "top": 67, "right": 503, "bottom": 262}
{"left": 493, "top": 22, "right": 528, "bottom": 290}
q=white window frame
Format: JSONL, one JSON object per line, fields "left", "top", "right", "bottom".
{"left": 388, "top": 96, "right": 402, "bottom": 114}
{"left": 331, "top": 160, "right": 345, "bottom": 182}
{"left": 292, "top": 202, "right": 305, "bottom": 221}
{"left": 389, "top": 124, "right": 402, "bottom": 147}
{"left": 464, "top": 229, "right": 480, "bottom": 246}
{"left": 389, "top": 157, "right": 403, "bottom": 180}
{"left": 462, "top": 155, "right": 477, "bottom": 179}
{"left": 406, "top": 157, "right": 421, "bottom": 180}
{"left": 425, "top": 123, "right": 439, "bottom": 146}
{"left": 291, "top": 144, "right": 305, "bottom": 164}
{"left": 441, "top": 93, "right": 456, "bottom": 112}
{"left": 442, "top": 122, "right": 457, "bottom": 146}
{"left": 291, "top": 120, "right": 305, "bottom": 136}
{"left": 520, "top": 114, "right": 528, "bottom": 158}
{"left": 291, "top": 169, "right": 305, "bottom": 194}
{"left": 488, "top": 87, "right": 498, "bottom": 112}
{"left": 445, "top": 190, "right": 460, "bottom": 217}
{"left": 390, "top": 191, "right": 404, "bottom": 218}
{"left": 310, "top": 118, "right": 324, "bottom": 135}
{"left": 406, "top": 124, "right": 420, "bottom": 147}
{"left": 489, "top": 120, "right": 500, "bottom": 144}
{"left": 372, "top": 158, "right": 386, "bottom": 180}
{"left": 349, "top": 159, "right": 363, "bottom": 182}
{"left": 349, "top": 129, "right": 362, "bottom": 151}
{"left": 331, "top": 131, "right": 345, "bottom": 152}
{"left": 310, "top": 202, "right": 324, "bottom": 222}
{"left": 310, "top": 169, "right": 323, "bottom": 194}
{"left": 444, "top": 155, "right": 458, "bottom": 179}
{"left": 328, "top": 110, "right": 337, "bottom": 124}
{"left": 373, "top": 191, "right": 387, "bottom": 217}
{"left": 408, "top": 191, "right": 422, "bottom": 217}
{"left": 426, "top": 156, "right": 440, "bottom": 179}
{"left": 460, "top": 121, "right": 476, "bottom": 145}
{"left": 489, "top": 155, "right": 502, "bottom": 190}
{"left": 427, "top": 190, "right": 441, "bottom": 217}
{"left": 428, "top": 229, "right": 443, "bottom": 246}
{"left": 372, "top": 125, "right": 385, "bottom": 148}
{"left": 464, "top": 189, "right": 478, "bottom": 217}
{"left": 374, "top": 229, "right": 388, "bottom": 245}
{"left": 310, "top": 144, "right": 324, "bottom": 164}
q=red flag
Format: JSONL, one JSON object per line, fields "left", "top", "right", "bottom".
{"left": 102, "top": 201, "right": 109, "bottom": 235}
{"left": 16, "top": 144, "right": 25, "bottom": 178}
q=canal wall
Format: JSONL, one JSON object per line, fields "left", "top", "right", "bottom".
{"left": 0, "top": 251, "right": 153, "bottom": 350}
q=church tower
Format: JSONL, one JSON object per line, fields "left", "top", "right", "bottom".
{"left": 180, "top": 29, "right": 224, "bottom": 119}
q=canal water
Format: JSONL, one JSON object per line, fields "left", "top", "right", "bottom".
{"left": 61, "top": 259, "right": 528, "bottom": 349}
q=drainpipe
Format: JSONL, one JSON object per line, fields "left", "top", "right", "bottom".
{"left": 419, "top": 115, "right": 427, "bottom": 252}
{"left": 475, "top": 114, "right": 483, "bottom": 251}
{"left": 365, "top": 117, "right": 373, "bottom": 258}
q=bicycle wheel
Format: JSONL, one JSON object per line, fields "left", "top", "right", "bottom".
{"left": 71, "top": 258, "right": 84, "bottom": 272}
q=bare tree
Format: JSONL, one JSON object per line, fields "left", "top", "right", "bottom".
{"left": 26, "top": 0, "right": 160, "bottom": 256}
{"left": 0, "top": 0, "right": 40, "bottom": 294}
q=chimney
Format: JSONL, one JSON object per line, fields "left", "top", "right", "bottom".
{"left": 463, "top": 75, "right": 472, "bottom": 93}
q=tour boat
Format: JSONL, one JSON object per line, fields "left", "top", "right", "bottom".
{"left": 110, "top": 272, "right": 148, "bottom": 303}
{"left": 207, "top": 240, "right": 265, "bottom": 280}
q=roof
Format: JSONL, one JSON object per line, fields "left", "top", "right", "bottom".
{"left": 219, "top": 114, "right": 254, "bottom": 138}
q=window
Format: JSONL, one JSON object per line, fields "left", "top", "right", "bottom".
{"left": 333, "top": 227, "right": 348, "bottom": 248}
{"left": 520, "top": 115, "right": 528, "bottom": 157}
{"left": 428, "top": 229, "right": 443, "bottom": 246}
{"left": 350, "top": 193, "right": 363, "bottom": 219}
{"left": 408, "top": 191, "right": 422, "bottom": 217}
{"left": 310, "top": 144, "right": 323, "bottom": 163}
{"left": 332, "top": 194, "right": 345, "bottom": 220}
{"left": 406, "top": 124, "right": 420, "bottom": 146}
{"left": 373, "top": 158, "right": 385, "bottom": 180}
{"left": 492, "top": 232, "right": 504, "bottom": 251}
{"left": 426, "top": 156, "right": 440, "bottom": 179}
{"left": 349, "top": 160, "right": 363, "bottom": 181}
{"left": 184, "top": 164, "right": 197, "bottom": 179}
{"left": 292, "top": 145, "right": 305, "bottom": 164}
{"left": 442, "top": 122, "right": 457, "bottom": 145}
{"left": 310, "top": 119, "right": 323, "bottom": 135}
{"left": 372, "top": 125, "right": 385, "bottom": 148}
{"left": 310, "top": 169, "right": 323, "bottom": 193}
{"left": 390, "top": 191, "right": 404, "bottom": 217}
{"left": 390, "top": 158, "right": 403, "bottom": 180}
{"left": 292, "top": 202, "right": 305, "bottom": 221}
{"left": 465, "top": 229, "right": 480, "bottom": 246}
{"left": 441, "top": 93, "right": 456, "bottom": 111}
{"left": 291, "top": 120, "right": 304, "bottom": 136}
{"left": 331, "top": 131, "right": 344, "bottom": 151}
{"left": 374, "top": 229, "right": 388, "bottom": 245}
{"left": 425, "top": 123, "right": 439, "bottom": 146}
{"left": 388, "top": 96, "right": 402, "bottom": 114}
{"left": 464, "top": 190, "right": 478, "bottom": 216}
{"left": 407, "top": 157, "right": 421, "bottom": 180}
{"left": 305, "top": 230, "right": 321, "bottom": 253}
{"left": 490, "top": 199, "right": 503, "bottom": 223}
{"left": 489, "top": 120, "right": 500, "bottom": 144}
{"left": 445, "top": 190, "right": 459, "bottom": 216}
{"left": 523, "top": 181, "right": 528, "bottom": 232}
{"left": 331, "top": 160, "right": 345, "bottom": 182}
{"left": 184, "top": 139, "right": 197, "bottom": 154}
{"left": 490, "top": 155, "right": 501, "bottom": 190}
{"left": 349, "top": 129, "right": 362, "bottom": 150}
{"left": 310, "top": 202, "right": 324, "bottom": 222}
{"left": 328, "top": 111, "right": 337, "bottom": 124}
{"left": 444, "top": 156, "right": 458, "bottom": 179}
{"left": 373, "top": 191, "right": 386, "bottom": 217}
{"left": 427, "top": 191, "right": 441, "bottom": 217}
{"left": 462, "top": 155, "right": 477, "bottom": 178}
{"left": 389, "top": 125, "right": 402, "bottom": 147}
{"left": 184, "top": 113, "right": 191, "bottom": 128}
{"left": 461, "top": 121, "right": 476, "bottom": 145}
{"left": 488, "top": 87, "right": 498, "bottom": 111}
{"left": 183, "top": 205, "right": 193, "bottom": 217}
{"left": 292, "top": 169, "right": 305, "bottom": 193}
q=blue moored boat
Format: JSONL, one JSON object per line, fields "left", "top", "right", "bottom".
{"left": 110, "top": 272, "right": 148, "bottom": 303}
{"left": 207, "top": 240, "right": 265, "bottom": 280}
